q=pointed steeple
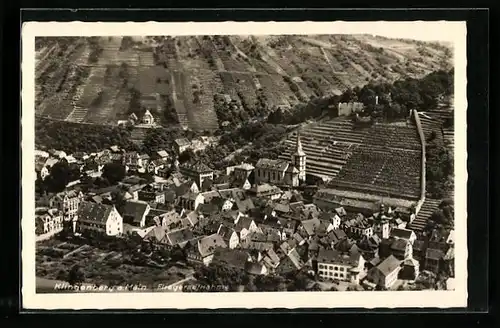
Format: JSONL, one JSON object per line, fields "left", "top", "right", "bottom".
{"left": 294, "top": 130, "right": 306, "bottom": 156}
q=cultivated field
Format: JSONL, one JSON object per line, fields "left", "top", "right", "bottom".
{"left": 36, "top": 237, "right": 195, "bottom": 290}
{"left": 35, "top": 35, "right": 453, "bottom": 131}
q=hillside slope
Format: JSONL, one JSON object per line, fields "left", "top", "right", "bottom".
{"left": 35, "top": 35, "right": 453, "bottom": 130}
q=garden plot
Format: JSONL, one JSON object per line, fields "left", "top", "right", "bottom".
{"left": 98, "top": 50, "right": 141, "bottom": 66}
{"left": 172, "top": 70, "right": 191, "bottom": 129}
{"left": 323, "top": 49, "right": 350, "bottom": 73}
{"left": 36, "top": 238, "right": 195, "bottom": 289}
{"left": 37, "top": 241, "right": 88, "bottom": 259}
{"left": 255, "top": 74, "right": 280, "bottom": 108}
{"left": 84, "top": 88, "right": 120, "bottom": 124}
{"left": 131, "top": 65, "right": 171, "bottom": 98}
{"left": 73, "top": 44, "right": 90, "bottom": 65}
{"left": 100, "top": 36, "right": 123, "bottom": 49}
{"left": 219, "top": 71, "right": 241, "bottom": 100}
{"left": 134, "top": 66, "right": 161, "bottom": 95}
{"left": 270, "top": 74, "right": 299, "bottom": 106}
{"left": 156, "top": 37, "right": 182, "bottom": 70}
{"left": 76, "top": 67, "right": 106, "bottom": 108}
{"left": 231, "top": 38, "right": 278, "bottom": 75}
{"left": 196, "top": 36, "right": 226, "bottom": 71}
{"left": 176, "top": 37, "right": 210, "bottom": 71}
{"left": 231, "top": 72, "right": 259, "bottom": 108}
{"left": 186, "top": 69, "right": 220, "bottom": 131}
{"left": 38, "top": 94, "right": 73, "bottom": 120}
{"left": 275, "top": 49, "right": 306, "bottom": 77}
{"left": 301, "top": 73, "right": 335, "bottom": 98}
{"left": 95, "top": 251, "right": 123, "bottom": 263}
{"left": 138, "top": 51, "right": 155, "bottom": 66}
{"left": 211, "top": 36, "right": 246, "bottom": 72}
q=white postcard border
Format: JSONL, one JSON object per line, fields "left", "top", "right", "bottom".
{"left": 21, "top": 21, "right": 468, "bottom": 309}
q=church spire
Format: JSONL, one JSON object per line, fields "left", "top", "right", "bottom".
{"left": 295, "top": 130, "right": 306, "bottom": 156}
{"left": 291, "top": 129, "right": 307, "bottom": 185}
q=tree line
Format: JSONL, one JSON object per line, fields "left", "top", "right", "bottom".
{"left": 35, "top": 118, "right": 140, "bottom": 154}
{"left": 268, "top": 69, "right": 454, "bottom": 125}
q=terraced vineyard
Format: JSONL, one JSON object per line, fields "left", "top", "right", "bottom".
{"left": 36, "top": 35, "right": 452, "bottom": 130}
{"left": 417, "top": 112, "right": 445, "bottom": 145}
{"left": 279, "top": 117, "right": 366, "bottom": 179}
{"left": 280, "top": 116, "right": 423, "bottom": 199}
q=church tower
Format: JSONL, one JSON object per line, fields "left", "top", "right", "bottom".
{"left": 291, "top": 130, "right": 306, "bottom": 183}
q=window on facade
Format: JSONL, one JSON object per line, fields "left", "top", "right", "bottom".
{"left": 340, "top": 267, "right": 345, "bottom": 272}
{"left": 334, "top": 273, "right": 338, "bottom": 277}
{"left": 334, "top": 266, "right": 338, "bottom": 271}
{"left": 318, "top": 270, "right": 324, "bottom": 275}
{"left": 328, "top": 272, "right": 333, "bottom": 276}
{"left": 318, "top": 264, "right": 324, "bottom": 269}
{"left": 272, "top": 172, "right": 276, "bottom": 180}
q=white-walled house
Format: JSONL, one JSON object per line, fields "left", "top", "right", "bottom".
{"left": 316, "top": 246, "right": 366, "bottom": 284}
{"left": 187, "top": 234, "right": 228, "bottom": 266}
{"left": 217, "top": 224, "right": 240, "bottom": 249}
{"left": 390, "top": 228, "right": 417, "bottom": 245}
{"left": 367, "top": 255, "right": 402, "bottom": 289}
{"left": 234, "top": 217, "right": 259, "bottom": 241}
{"left": 76, "top": 202, "right": 124, "bottom": 236}
{"left": 35, "top": 208, "right": 64, "bottom": 238}
{"left": 49, "top": 190, "right": 84, "bottom": 222}
{"left": 332, "top": 214, "right": 342, "bottom": 230}
{"left": 121, "top": 200, "right": 151, "bottom": 228}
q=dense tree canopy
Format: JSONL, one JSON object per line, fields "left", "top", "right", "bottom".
{"left": 42, "top": 160, "right": 81, "bottom": 193}
{"left": 102, "top": 162, "right": 126, "bottom": 185}
{"left": 193, "top": 263, "right": 249, "bottom": 291}
{"left": 426, "top": 136, "right": 454, "bottom": 199}
{"left": 354, "top": 69, "right": 454, "bottom": 119}
{"left": 190, "top": 121, "right": 293, "bottom": 169}
{"left": 267, "top": 69, "right": 454, "bottom": 126}
{"left": 253, "top": 274, "right": 287, "bottom": 291}
{"left": 35, "top": 118, "right": 139, "bottom": 154}
{"left": 141, "top": 127, "right": 198, "bottom": 154}
{"left": 67, "top": 264, "right": 85, "bottom": 286}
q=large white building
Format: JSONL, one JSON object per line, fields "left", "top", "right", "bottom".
{"left": 76, "top": 202, "right": 124, "bottom": 236}
{"left": 49, "top": 190, "right": 84, "bottom": 222}
{"left": 317, "top": 246, "right": 366, "bottom": 284}
{"left": 255, "top": 132, "right": 306, "bottom": 187}
{"left": 179, "top": 162, "right": 214, "bottom": 189}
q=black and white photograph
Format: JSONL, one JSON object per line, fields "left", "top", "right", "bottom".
{"left": 21, "top": 21, "right": 467, "bottom": 309}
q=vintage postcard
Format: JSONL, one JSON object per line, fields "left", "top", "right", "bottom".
{"left": 21, "top": 21, "right": 467, "bottom": 309}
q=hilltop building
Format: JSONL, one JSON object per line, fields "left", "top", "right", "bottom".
{"left": 337, "top": 102, "right": 364, "bottom": 117}
{"left": 141, "top": 110, "right": 155, "bottom": 125}
{"left": 255, "top": 132, "right": 306, "bottom": 187}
